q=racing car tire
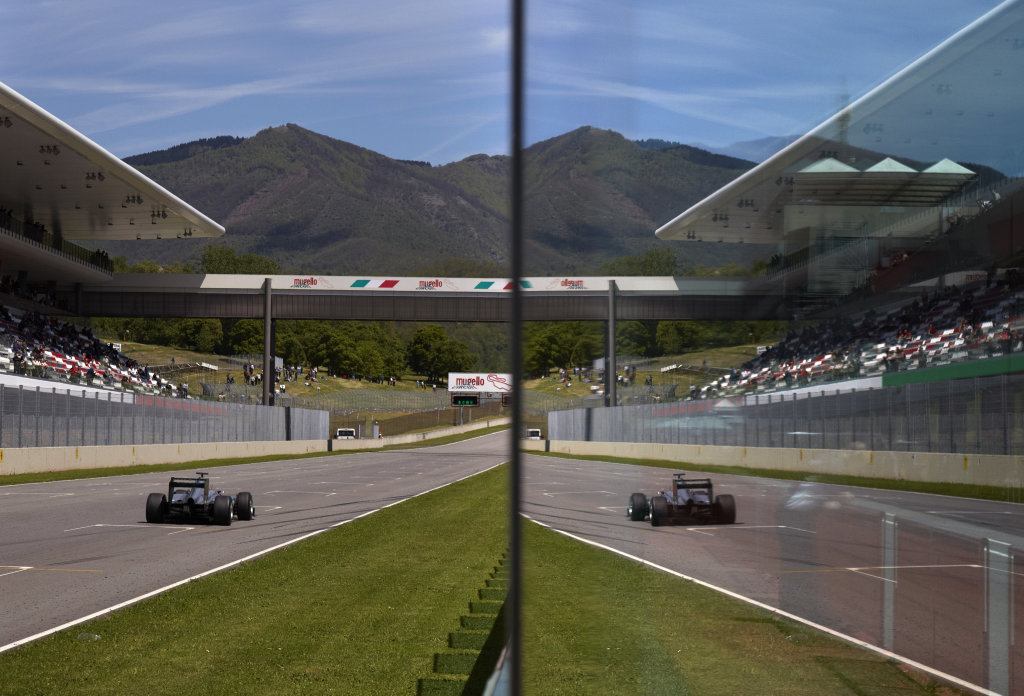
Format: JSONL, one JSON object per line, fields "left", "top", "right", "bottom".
{"left": 713, "top": 494, "right": 736, "bottom": 524}
{"left": 236, "top": 492, "right": 255, "bottom": 521}
{"left": 627, "top": 492, "right": 648, "bottom": 521}
{"left": 650, "top": 495, "right": 668, "bottom": 527}
{"left": 145, "top": 493, "right": 166, "bottom": 523}
{"left": 213, "top": 494, "right": 233, "bottom": 526}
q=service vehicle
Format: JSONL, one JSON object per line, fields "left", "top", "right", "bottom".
{"left": 627, "top": 473, "right": 736, "bottom": 526}
{"left": 525, "top": 428, "right": 543, "bottom": 440}
{"left": 336, "top": 427, "right": 357, "bottom": 439}
{"left": 145, "top": 471, "right": 255, "bottom": 526}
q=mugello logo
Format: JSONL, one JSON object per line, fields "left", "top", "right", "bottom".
{"left": 292, "top": 277, "right": 318, "bottom": 288}
{"left": 453, "top": 375, "right": 486, "bottom": 388}
{"left": 417, "top": 278, "right": 459, "bottom": 290}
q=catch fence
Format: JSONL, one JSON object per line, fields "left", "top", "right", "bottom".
{"left": 0, "top": 383, "right": 327, "bottom": 448}
{"left": 549, "top": 373, "right": 1024, "bottom": 456}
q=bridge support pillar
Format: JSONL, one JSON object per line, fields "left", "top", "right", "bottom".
{"left": 263, "top": 277, "right": 272, "bottom": 406}
{"left": 606, "top": 279, "right": 617, "bottom": 407}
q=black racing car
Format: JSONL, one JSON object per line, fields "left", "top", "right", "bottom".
{"left": 627, "top": 473, "right": 736, "bottom": 526}
{"left": 145, "top": 471, "right": 255, "bottom": 526}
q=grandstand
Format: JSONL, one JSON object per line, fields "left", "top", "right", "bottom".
{"left": 694, "top": 269, "right": 1024, "bottom": 400}
{"left": 0, "top": 80, "right": 227, "bottom": 398}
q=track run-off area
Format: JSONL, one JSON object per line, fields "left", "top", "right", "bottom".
{"left": 3, "top": 433, "right": 1023, "bottom": 694}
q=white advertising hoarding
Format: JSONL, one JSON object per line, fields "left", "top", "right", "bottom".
{"left": 448, "top": 372, "right": 513, "bottom": 393}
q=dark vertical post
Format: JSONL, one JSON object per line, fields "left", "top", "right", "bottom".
{"left": 607, "top": 279, "right": 617, "bottom": 407}
{"left": 263, "top": 277, "right": 273, "bottom": 408}
{"left": 509, "top": 0, "right": 524, "bottom": 690}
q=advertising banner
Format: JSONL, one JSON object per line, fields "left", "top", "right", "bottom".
{"left": 448, "top": 372, "right": 513, "bottom": 393}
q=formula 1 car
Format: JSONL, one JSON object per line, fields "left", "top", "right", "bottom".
{"left": 145, "top": 471, "right": 255, "bottom": 526}
{"left": 627, "top": 473, "right": 736, "bottom": 526}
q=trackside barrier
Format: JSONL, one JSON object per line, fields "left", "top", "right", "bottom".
{"left": 0, "top": 417, "right": 512, "bottom": 476}
{"left": 521, "top": 439, "right": 1024, "bottom": 488}
{"left": 0, "top": 440, "right": 328, "bottom": 476}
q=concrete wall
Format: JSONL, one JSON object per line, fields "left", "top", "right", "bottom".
{"left": 0, "top": 439, "right": 329, "bottom": 476}
{"left": 0, "top": 417, "right": 511, "bottom": 476}
{"left": 385, "top": 416, "right": 510, "bottom": 446}
{"left": 521, "top": 440, "right": 1024, "bottom": 489}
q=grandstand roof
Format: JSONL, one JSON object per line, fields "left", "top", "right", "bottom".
{"left": 655, "top": 0, "right": 1020, "bottom": 243}
{"left": 0, "top": 81, "right": 224, "bottom": 244}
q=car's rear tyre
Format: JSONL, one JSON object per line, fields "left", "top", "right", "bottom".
{"left": 213, "top": 495, "right": 233, "bottom": 526}
{"left": 650, "top": 495, "right": 668, "bottom": 527}
{"left": 236, "top": 492, "right": 255, "bottom": 521}
{"left": 145, "top": 493, "right": 166, "bottom": 523}
{"left": 627, "top": 492, "right": 648, "bottom": 521}
{"left": 713, "top": 494, "right": 736, "bottom": 524}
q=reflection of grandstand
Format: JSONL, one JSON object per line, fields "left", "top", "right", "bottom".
{"left": 697, "top": 272, "right": 1024, "bottom": 400}
{"left": 548, "top": 1, "right": 1024, "bottom": 465}
{"left": 658, "top": 1, "right": 1024, "bottom": 316}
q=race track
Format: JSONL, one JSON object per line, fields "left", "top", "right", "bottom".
{"left": 5, "top": 437, "right": 1022, "bottom": 694}
{"left": 0, "top": 433, "right": 508, "bottom": 651}
{"left": 522, "top": 454, "right": 1024, "bottom": 696}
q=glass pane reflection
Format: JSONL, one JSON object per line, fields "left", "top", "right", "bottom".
{"left": 519, "top": 2, "right": 1024, "bottom": 694}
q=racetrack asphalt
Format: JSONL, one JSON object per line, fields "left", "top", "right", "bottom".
{"left": 0, "top": 433, "right": 509, "bottom": 651}
{"left": 5, "top": 436, "right": 1022, "bottom": 694}
{"left": 522, "top": 454, "right": 1024, "bottom": 696}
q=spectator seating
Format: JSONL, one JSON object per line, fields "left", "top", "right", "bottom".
{"left": 694, "top": 269, "right": 1024, "bottom": 400}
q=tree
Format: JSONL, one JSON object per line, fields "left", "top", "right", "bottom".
{"left": 407, "top": 325, "right": 476, "bottom": 383}
{"left": 225, "top": 319, "right": 265, "bottom": 355}
{"left": 278, "top": 334, "right": 308, "bottom": 367}
{"left": 656, "top": 321, "right": 707, "bottom": 354}
{"left": 600, "top": 248, "right": 678, "bottom": 276}
{"left": 178, "top": 318, "right": 223, "bottom": 353}
{"left": 523, "top": 321, "right": 602, "bottom": 376}
{"left": 320, "top": 322, "right": 406, "bottom": 379}
{"left": 200, "top": 245, "right": 280, "bottom": 275}
{"left": 616, "top": 321, "right": 657, "bottom": 357}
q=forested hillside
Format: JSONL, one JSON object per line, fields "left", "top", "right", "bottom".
{"left": 102, "top": 125, "right": 770, "bottom": 275}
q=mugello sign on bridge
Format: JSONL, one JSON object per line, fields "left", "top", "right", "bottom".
{"left": 448, "top": 373, "right": 513, "bottom": 393}
{"left": 271, "top": 276, "right": 640, "bottom": 292}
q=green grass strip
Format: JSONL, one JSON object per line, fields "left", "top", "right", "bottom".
{"left": 0, "top": 465, "right": 508, "bottom": 696}
{"left": 529, "top": 450, "right": 1024, "bottom": 503}
{"left": 521, "top": 520, "right": 965, "bottom": 695}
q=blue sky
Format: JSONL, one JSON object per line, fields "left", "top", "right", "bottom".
{"left": 0, "top": 0, "right": 1006, "bottom": 164}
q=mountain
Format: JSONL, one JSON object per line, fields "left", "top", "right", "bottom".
{"left": 103, "top": 124, "right": 768, "bottom": 275}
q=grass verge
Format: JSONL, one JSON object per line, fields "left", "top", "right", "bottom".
{"left": 521, "top": 519, "right": 968, "bottom": 695}
{"left": 0, "top": 464, "right": 508, "bottom": 696}
{"left": 529, "top": 450, "right": 1024, "bottom": 503}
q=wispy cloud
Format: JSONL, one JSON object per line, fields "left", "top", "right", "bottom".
{"left": 0, "top": 0, "right": 1005, "bottom": 165}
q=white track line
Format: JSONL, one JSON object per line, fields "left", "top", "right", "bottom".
{"left": 0, "top": 462, "right": 504, "bottom": 655}
{"left": 0, "top": 567, "right": 30, "bottom": 578}
{"left": 524, "top": 514, "right": 997, "bottom": 696}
